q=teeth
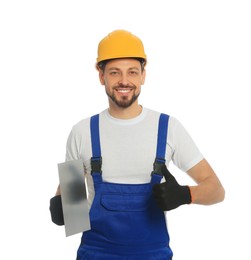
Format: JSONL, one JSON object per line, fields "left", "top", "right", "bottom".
{"left": 117, "top": 89, "right": 130, "bottom": 93}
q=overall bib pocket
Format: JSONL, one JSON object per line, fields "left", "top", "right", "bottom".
{"left": 100, "top": 192, "right": 152, "bottom": 242}
{"left": 101, "top": 193, "right": 150, "bottom": 211}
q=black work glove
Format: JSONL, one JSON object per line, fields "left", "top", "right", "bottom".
{"left": 153, "top": 164, "right": 192, "bottom": 211}
{"left": 49, "top": 195, "right": 64, "bottom": 226}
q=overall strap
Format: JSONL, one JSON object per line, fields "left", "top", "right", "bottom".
{"left": 90, "top": 114, "right": 101, "bottom": 158}
{"left": 151, "top": 113, "right": 170, "bottom": 183}
{"left": 156, "top": 113, "right": 169, "bottom": 162}
{"left": 90, "top": 114, "right": 102, "bottom": 183}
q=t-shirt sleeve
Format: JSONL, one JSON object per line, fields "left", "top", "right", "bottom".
{"left": 168, "top": 117, "right": 204, "bottom": 172}
{"left": 65, "top": 127, "right": 81, "bottom": 161}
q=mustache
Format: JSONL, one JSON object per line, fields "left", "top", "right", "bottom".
{"left": 113, "top": 84, "right": 136, "bottom": 89}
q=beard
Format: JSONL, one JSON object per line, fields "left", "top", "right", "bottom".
{"left": 106, "top": 88, "right": 140, "bottom": 108}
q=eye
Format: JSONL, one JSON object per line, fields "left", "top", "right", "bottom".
{"left": 109, "top": 70, "right": 119, "bottom": 76}
{"left": 129, "top": 70, "right": 139, "bottom": 76}
{"left": 110, "top": 70, "right": 118, "bottom": 75}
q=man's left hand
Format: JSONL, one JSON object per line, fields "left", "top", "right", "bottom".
{"left": 153, "top": 164, "right": 192, "bottom": 211}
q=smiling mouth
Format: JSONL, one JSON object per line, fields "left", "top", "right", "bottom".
{"left": 117, "top": 89, "right": 131, "bottom": 93}
{"left": 115, "top": 87, "right": 134, "bottom": 94}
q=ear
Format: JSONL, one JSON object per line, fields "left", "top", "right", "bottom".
{"left": 97, "top": 67, "right": 105, "bottom": 85}
{"left": 141, "top": 69, "right": 146, "bottom": 85}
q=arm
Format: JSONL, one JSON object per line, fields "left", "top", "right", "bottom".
{"left": 55, "top": 185, "right": 61, "bottom": 196}
{"left": 187, "top": 159, "right": 225, "bottom": 205}
{"left": 153, "top": 159, "right": 225, "bottom": 211}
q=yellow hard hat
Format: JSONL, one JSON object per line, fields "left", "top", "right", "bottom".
{"left": 97, "top": 30, "right": 147, "bottom": 63}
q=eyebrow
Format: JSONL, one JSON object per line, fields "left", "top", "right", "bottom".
{"left": 107, "top": 67, "right": 140, "bottom": 71}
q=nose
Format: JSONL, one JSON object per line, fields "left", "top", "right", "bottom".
{"left": 118, "top": 73, "right": 130, "bottom": 86}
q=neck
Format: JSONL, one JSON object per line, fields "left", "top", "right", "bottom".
{"left": 108, "top": 102, "right": 142, "bottom": 119}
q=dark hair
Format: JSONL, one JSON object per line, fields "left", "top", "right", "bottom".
{"left": 97, "top": 58, "right": 146, "bottom": 72}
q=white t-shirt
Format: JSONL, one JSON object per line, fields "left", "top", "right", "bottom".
{"left": 65, "top": 107, "right": 203, "bottom": 206}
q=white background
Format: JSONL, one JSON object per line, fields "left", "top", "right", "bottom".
{"left": 0, "top": 0, "right": 250, "bottom": 259}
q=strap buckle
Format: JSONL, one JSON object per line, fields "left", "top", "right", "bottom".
{"left": 91, "top": 156, "right": 102, "bottom": 174}
{"left": 151, "top": 158, "right": 166, "bottom": 176}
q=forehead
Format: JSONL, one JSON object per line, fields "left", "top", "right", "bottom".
{"left": 105, "top": 58, "right": 141, "bottom": 69}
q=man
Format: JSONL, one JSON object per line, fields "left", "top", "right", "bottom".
{"left": 50, "top": 29, "right": 225, "bottom": 259}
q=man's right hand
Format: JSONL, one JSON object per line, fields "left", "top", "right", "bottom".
{"left": 49, "top": 195, "right": 64, "bottom": 226}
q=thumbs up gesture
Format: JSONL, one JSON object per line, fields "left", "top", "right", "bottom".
{"left": 153, "top": 164, "right": 192, "bottom": 211}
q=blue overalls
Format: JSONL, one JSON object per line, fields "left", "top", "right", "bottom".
{"left": 77, "top": 114, "right": 173, "bottom": 259}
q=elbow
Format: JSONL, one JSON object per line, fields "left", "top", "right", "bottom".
{"left": 219, "top": 186, "right": 225, "bottom": 202}
{"left": 206, "top": 183, "right": 225, "bottom": 205}
{"left": 215, "top": 185, "right": 225, "bottom": 204}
